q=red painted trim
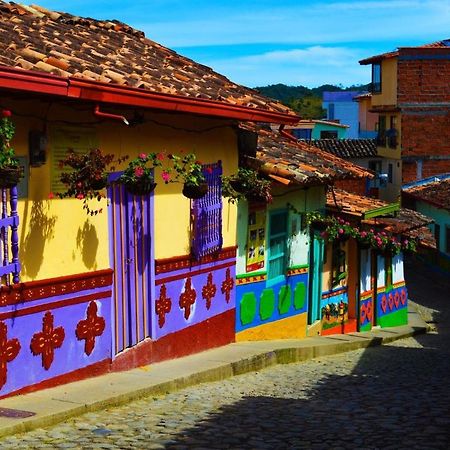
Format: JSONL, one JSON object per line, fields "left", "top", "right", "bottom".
{"left": 0, "top": 66, "right": 68, "bottom": 96}
{"left": 155, "top": 261, "right": 235, "bottom": 286}
{"left": 69, "top": 79, "right": 298, "bottom": 124}
{"left": 321, "top": 319, "right": 357, "bottom": 336}
{"left": 155, "top": 246, "right": 237, "bottom": 275}
{"left": 0, "top": 269, "right": 113, "bottom": 306}
{"left": 111, "top": 309, "right": 235, "bottom": 371}
{"left": 321, "top": 286, "right": 348, "bottom": 299}
{"left": 0, "top": 291, "right": 111, "bottom": 320}
{"left": 0, "top": 358, "right": 111, "bottom": 400}
{"left": 0, "top": 66, "right": 298, "bottom": 124}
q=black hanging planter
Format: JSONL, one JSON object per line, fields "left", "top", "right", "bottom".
{"left": 0, "top": 166, "right": 23, "bottom": 189}
{"left": 90, "top": 176, "right": 108, "bottom": 191}
{"left": 311, "top": 220, "right": 328, "bottom": 232}
{"left": 183, "top": 182, "right": 208, "bottom": 199}
{"left": 125, "top": 180, "right": 157, "bottom": 196}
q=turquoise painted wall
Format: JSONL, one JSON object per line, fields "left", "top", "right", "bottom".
{"left": 311, "top": 123, "right": 348, "bottom": 140}
{"left": 415, "top": 201, "right": 450, "bottom": 255}
{"left": 235, "top": 185, "right": 326, "bottom": 333}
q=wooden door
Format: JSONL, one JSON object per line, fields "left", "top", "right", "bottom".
{"left": 108, "top": 177, "right": 154, "bottom": 355}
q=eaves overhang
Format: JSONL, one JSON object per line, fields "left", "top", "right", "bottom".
{"left": 0, "top": 66, "right": 299, "bottom": 124}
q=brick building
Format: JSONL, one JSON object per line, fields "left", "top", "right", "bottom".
{"left": 359, "top": 39, "right": 450, "bottom": 201}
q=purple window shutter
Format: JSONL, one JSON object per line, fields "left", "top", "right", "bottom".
{"left": 191, "top": 161, "right": 223, "bottom": 259}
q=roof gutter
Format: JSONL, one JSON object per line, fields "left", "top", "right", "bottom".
{"left": 0, "top": 66, "right": 299, "bottom": 124}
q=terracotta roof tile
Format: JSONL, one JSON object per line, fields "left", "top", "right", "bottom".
{"left": 326, "top": 188, "right": 435, "bottom": 248}
{"left": 306, "top": 139, "right": 377, "bottom": 159}
{"left": 242, "top": 126, "right": 373, "bottom": 186}
{"left": 360, "top": 39, "right": 450, "bottom": 64}
{"left": 0, "top": 1, "right": 295, "bottom": 117}
{"left": 402, "top": 177, "right": 450, "bottom": 211}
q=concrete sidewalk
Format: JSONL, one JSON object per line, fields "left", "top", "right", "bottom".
{"left": 0, "top": 306, "right": 430, "bottom": 438}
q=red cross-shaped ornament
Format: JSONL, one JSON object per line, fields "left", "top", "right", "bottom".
{"left": 155, "top": 284, "right": 172, "bottom": 328}
{"left": 0, "top": 321, "right": 20, "bottom": 389}
{"left": 179, "top": 277, "right": 196, "bottom": 320}
{"left": 202, "top": 273, "right": 217, "bottom": 310}
{"left": 30, "top": 311, "right": 65, "bottom": 370}
{"left": 221, "top": 268, "right": 234, "bottom": 303}
{"left": 76, "top": 301, "right": 105, "bottom": 356}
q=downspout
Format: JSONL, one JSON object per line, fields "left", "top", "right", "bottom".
{"left": 94, "top": 104, "right": 129, "bottom": 125}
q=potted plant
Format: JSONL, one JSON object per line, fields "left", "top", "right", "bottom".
{"left": 221, "top": 168, "right": 272, "bottom": 203}
{"left": 118, "top": 152, "right": 163, "bottom": 196}
{"left": 57, "top": 148, "right": 117, "bottom": 215}
{"left": 305, "top": 211, "right": 330, "bottom": 231}
{"left": 168, "top": 153, "right": 207, "bottom": 199}
{"left": 0, "top": 110, "right": 23, "bottom": 188}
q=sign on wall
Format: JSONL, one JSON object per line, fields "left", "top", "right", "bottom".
{"left": 50, "top": 127, "right": 99, "bottom": 194}
{"left": 246, "top": 208, "right": 266, "bottom": 273}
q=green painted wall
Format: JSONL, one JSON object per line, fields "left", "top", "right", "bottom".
{"left": 378, "top": 308, "right": 408, "bottom": 328}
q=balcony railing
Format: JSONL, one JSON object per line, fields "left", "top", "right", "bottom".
{"left": 376, "top": 128, "right": 397, "bottom": 148}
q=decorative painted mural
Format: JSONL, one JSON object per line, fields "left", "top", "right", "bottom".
{"left": 235, "top": 266, "right": 308, "bottom": 340}
{"left": 0, "top": 269, "right": 112, "bottom": 398}
{"left": 320, "top": 286, "right": 351, "bottom": 334}
{"left": 154, "top": 247, "right": 236, "bottom": 340}
{"left": 376, "top": 282, "right": 408, "bottom": 327}
{"left": 359, "top": 291, "right": 374, "bottom": 331}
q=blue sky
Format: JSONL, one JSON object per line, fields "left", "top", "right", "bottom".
{"left": 20, "top": 0, "right": 449, "bottom": 88}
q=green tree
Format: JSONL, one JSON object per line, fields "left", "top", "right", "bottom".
{"left": 288, "top": 96, "right": 326, "bottom": 119}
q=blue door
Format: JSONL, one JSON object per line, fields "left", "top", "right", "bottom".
{"left": 308, "top": 233, "right": 324, "bottom": 324}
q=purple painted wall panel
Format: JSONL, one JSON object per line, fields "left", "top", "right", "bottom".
{"left": 154, "top": 257, "right": 236, "bottom": 340}
{"left": 0, "top": 287, "right": 112, "bottom": 397}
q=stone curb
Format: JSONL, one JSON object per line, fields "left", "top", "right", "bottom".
{"left": 0, "top": 308, "right": 429, "bottom": 439}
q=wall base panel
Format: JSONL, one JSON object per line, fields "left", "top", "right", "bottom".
{"left": 321, "top": 319, "right": 357, "bottom": 336}
{"left": 112, "top": 309, "right": 235, "bottom": 371}
{"left": 236, "top": 312, "right": 307, "bottom": 342}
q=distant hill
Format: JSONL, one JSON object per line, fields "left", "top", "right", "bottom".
{"left": 254, "top": 83, "right": 370, "bottom": 119}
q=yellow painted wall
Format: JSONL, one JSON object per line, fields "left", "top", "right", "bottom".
{"left": 236, "top": 312, "right": 307, "bottom": 341}
{"left": 7, "top": 98, "right": 237, "bottom": 281}
{"left": 371, "top": 58, "right": 397, "bottom": 107}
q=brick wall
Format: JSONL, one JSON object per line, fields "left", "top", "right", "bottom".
{"left": 397, "top": 48, "right": 450, "bottom": 104}
{"left": 397, "top": 47, "right": 450, "bottom": 182}
{"left": 335, "top": 178, "right": 367, "bottom": 196}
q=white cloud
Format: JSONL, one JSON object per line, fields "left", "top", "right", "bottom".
{"left": 205, "top": 46, "right": 371, "bottom": 87}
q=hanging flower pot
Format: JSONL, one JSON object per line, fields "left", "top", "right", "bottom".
{"left": 0, "top": 166, "right": 22, "bottom": 189}
{"left": 182, "top": 182, "right": 208, "bottom": 199}
{"left": 311, "top": 220, "right": 328, "bottom": 232}
{"left": 125, "top": 180, "right": 157, "bottom": 196}
{"left": 90, "top": 175, "right": 108, "bottom": 191}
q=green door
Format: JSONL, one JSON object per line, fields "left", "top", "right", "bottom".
{"left": 308, "top": 233, "right": 324, "bottom": 324}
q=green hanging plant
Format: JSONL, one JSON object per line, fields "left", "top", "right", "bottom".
{"left": 221, "top": 168, "right": 272, "bottom": 203}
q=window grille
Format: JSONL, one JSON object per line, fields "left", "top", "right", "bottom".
{"left": 191, "top": 161, "right": 223, "bottom": 259}
{"left": 0, "top": 187, "right": 20, "bottom": 285}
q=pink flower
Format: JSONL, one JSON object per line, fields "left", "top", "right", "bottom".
{"left": 76, "top": 193, "right": 85, "bottom": 200}
{"left": 361, "top": 231, "right": 367, "bottom": 238}
{"left": 157, "top": 153, "right": 165, "bottom": 161}
{"left": 403, "top": 239, "right": 409, "bottom": 245}
{"left": 134, "top": 167, "right": 144, "bottom": 177}
{"left": 161, "top": 171, "right": 171, "bottom": 183}
{"left": 1, "top": 110, "right": 11, "bottom": 118}
{"left": 139, "top": 153, "right": 147, "bottom": 160}
{"left": 338, "top": 228, "right": 344, "bottom": 234}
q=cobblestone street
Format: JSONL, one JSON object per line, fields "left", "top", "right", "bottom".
{"left": 1, "top": 258, "right": 448, "bottom": 450}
